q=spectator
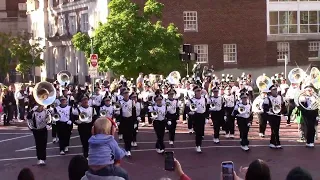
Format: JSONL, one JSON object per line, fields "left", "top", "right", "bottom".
{"left": 17, "top": 168, "right": 35, "bottom": 180}
{"left": 81, "top": 117, "right": 128, "bottom": 180}
{"left": 174, "top": 159, "right": 191, "bottom": 180}
{"left": 286, "top": 167, "right": 313, "bottom": 180}
{"left": 68, "top": 155, "right": 89, "bottom": 180}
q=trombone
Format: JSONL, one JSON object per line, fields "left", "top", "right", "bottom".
{"left": 79, "top": 112, "right": 91, "bottom": 123}
{"left": 100, "top": 110, "right": 108, "bottom": 117}
{"left": 190, "top": 103, "right": 197, "bottom": 112}
{"left": 52, "top": 113, "right": 61, "bottom": 122}
{"left": 113, "top": 103, "right": 121, "bottom": 111}
{"left": 238, "top": 106, "right": 246, "bottom": 114}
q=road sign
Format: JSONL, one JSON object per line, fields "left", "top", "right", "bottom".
{"left": 90, "top": 54, "right": 98, "bottom": 67}
{"left": 88, "top": 66, "right": 98, "bottom": 78}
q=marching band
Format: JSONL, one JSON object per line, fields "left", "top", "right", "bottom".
{"left": 3, "top": 66, "right": 320, "bottom": 166}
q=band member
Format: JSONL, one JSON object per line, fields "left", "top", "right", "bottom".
{"left": 53, "top": 96, "right": 72, "bottom": 155}
{"left": 209, "top": 87, "right": 225, "bottom": 143}
{"left": 285, "top": 83, "right": 300, "bottom": 126}
{"left": 139, "top": 84, "right": 154, "bottom": 126}
{"left": 186, "top": 85, "right": 209, "bottom": 153}
{"left": 223, "top": 86, "right": 236, "bottom": 138}
{"left": 27, "top": 105, "right": 50, "bottom": 165}
{"left": 72, "top": 96, "right": 97, "bottom": 158}
{"left": 91, "top": 88, "right": 103, "bottom": 115}
{"left": 298, "top": 85, "right": 319, "bottom": 147}
{"left": 100, "top": 96, "right": 114, "bottom": 119}
{"left": 232, "top": 93, "right": 252, "bottom": 151}
{"left": 165, "top": 89, "right": 179, "bottom": 146}
{"left": 256, "top": 90, "right": 269, "bottom": 137}
{"left": 149, "top": 95, "right": 167, "bottom": 154}
{"left": 263, "top": 85, "right": 285, "bottom": 149}
{"left": 114, "top": 88, "right": 125, "bottom": 140}
{"left": 115, "top": 89, "right": 136, "bottom": 157}
{"left": 51, "top": 95, "right": 61, "bottom": 143}
{"left": 130, "top": 92, "right": 144, "bottom": 147}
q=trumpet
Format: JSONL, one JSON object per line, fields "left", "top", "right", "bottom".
{"left": 100, "top": 110, "right": 107, "bottom": 117}
{"left": 190, "top": 103, "right": 197, "bottom": 112}
{"left": 79, "top": 112, "right": 90, "bottom": 123}
{"left": 238, "top": 106, "right": 246, "bottom": 114}
{"left": 113, "top": 103, "right": 121, "bottom": 111}
{"left": 52, "top": 113, "right": 60, "bottom": 122}
{"left": 151, "top": 111, "right": 158, "bottom": 119}
{"left": 272, "top": 104, "right": 281, "bottom": 114}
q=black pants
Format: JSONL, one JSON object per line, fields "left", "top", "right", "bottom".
{"left": 153, "top": 120, "right": 166, "bottom": 150}
{"left": 304, "top": 116, "right": 317, "bottom": 144}
{"left": 187, "top": 114, "right": 193, "bottom": 130}
{"left": 237, "top": 117, "right": 250, "bottom": 146}
{"left": 258, "top": 113, "right": 267, "bottom": 134}
{"left": 117, "top": 117, "right": 123, "bottom": 135}
{"left": 225, "top": 107, "right": 235, "bottom": 135}
{"left": 191, "top": 113, "right": 206, "bottom": 147}
{"left": 52, "top": 123, "right": 57, "bottom": 138}
{"left": 122, "top": 117, "right": 134, "bottom": 151}
{"left": 287, "top": 100, "right": 295, "bottom": 124}
{"left": 211, "top": 111, "right": 224, "bottom": 139}
{"left": 133, "top": 119, "right": 138, "bottom": 142}
{"left": 5, "top": 105, "right": 14, "bottom": 123}
{"left": 268, "top": 115, "right": 281, "bottom": 146}
{"left": 167, "top": 114, "right": 178, "bottom": 142}
{"left": 78, "top": 123, "right": 92, "bottom": 158}
{"left": 18, "top": 105, "right": 25, "bottom": 120}
{"left": 32, "top": 128, "right": 48, "bottom": 160}
{"left": 57, "top": 121, "right": 71, "bottom": 151}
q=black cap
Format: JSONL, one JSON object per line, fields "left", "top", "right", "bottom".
{"left": 103, "top": 96, "right": 111, "bottom": 101}
{"left": 269, "top": 85, "right": 277, "bottom": 90}
{"left": 212, "top": 86, "right": 219, "bottom": 92}
{"left": 167, "top": 88, "right": 176, "bottom": 94}
{"left": 193, "top": 85, "right": 202, "bottom": 91}
{"left": 240, "top": 93, "right": 248, "bottom": 99}
{"left": 129, "top": 92, "right": 138, "bottom": 98}
{"left": 154, "top": 95, "right": 163, "bottom": 101}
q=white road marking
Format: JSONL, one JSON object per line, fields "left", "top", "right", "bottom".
{"left": 0, "top": 134, "right": 32, "bottom": 143}
{"left": 16, "top": 138, "right": 302, "bottom": 152}
{"left": 0, "top": 133, "right": 31, "bottom": 135}
{"left": 15, "top": 135, "right": 80, "bottom": 152}
{"left": 1, "top": 144, "right": 310, "bottom": 162}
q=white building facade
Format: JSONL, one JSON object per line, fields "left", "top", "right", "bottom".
{"left": 27, "top": 0, "right": 109, "bottom": 84}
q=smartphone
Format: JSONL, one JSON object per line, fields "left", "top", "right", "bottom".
{"left": 221, "top": 161, "right": 234, "bottom": 180}
{"left": 164, "top": 151, "right": 175, "bottom": 171}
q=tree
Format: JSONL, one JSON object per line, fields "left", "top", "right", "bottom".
{"left": 10, "top": 33, "right": 45, "bottom": 76}
{"left": 72, "top": 0, "right": 183, "bottom": 78}
{"left": 0, "top": 32, "right": 45, "bottom": 82}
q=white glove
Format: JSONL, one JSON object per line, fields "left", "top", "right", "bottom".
{"left": 205, "top": 118, "right": 209, "bottom": 124}
{"left": 167, "top": 121, "right": 172, "bottom": 126}
{"left": 137, "top": 117, "right": 142, "bottom": 121}
{"left": 134, "top": 124, "right": 137, "bottom": 129}
{"left": 247, "top": 123, "right": 251, "bottom": 127}
{"left": 67, "top": 120, "right": 72, "bottom": 125}
{"left": 70, "top": 96, "right": 75, "bottom": 101}
{"left": 209, "top": 108, "right": 214, "bottom": 111}
{"left": 188, "top": 111, "right": 195, "bottom": 115}
{"left": 117, "top": 122, "right": 120, "bottom": 126}
{"left": 75, "top": 120, "right": 82, "bottom": 124}
{"left": 46, "top": 125, "right": 51, "bottom": 130}
{"left": 32, "top": 106, "right": 39, "bottom": 111}
{"left": 284, "top": 116, "right": 288, "bottom": 120}
{"left": 316, "top": 117, "right": 320, "bottom": 121}
{"left": 224, "top": 116, "right": 227, "bottom": 121}
{"left": 114, "top": 110, "right": 120, "bottom": 115}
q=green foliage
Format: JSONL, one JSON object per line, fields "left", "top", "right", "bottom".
{"left": 0, "top": 32, "right": 45, "bottom": 78}
{"left": 72, "top": 0, "right": 183, "bottom": 77}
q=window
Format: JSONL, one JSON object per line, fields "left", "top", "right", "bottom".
{"left": 194, "top": 44, "right": 208, "bottom": 63}
{"left": 308, "top": 41, "right": 320, "bottom": 60}
{"left": 183, "top": 11, "right": 198, "bottom": 32}
{"left": 58, "top": 15, "right": 66, "bottom": 35}
{"left": 69, "top": 15, "right": 77, "bottom": 34}
{"left": 269, "top": 11, "right": 298, "bottom": 34}
{"left": 300, "top": 11, "right": 319, "bottom": 33}
{"left": 223, "top": 44, "right": 237, "bottom": 63}
{"left": 277, "top": 42, "right": 290, "bottom": 62}
{"left": 81, "top": 13, "right": 89, "bottom": 32}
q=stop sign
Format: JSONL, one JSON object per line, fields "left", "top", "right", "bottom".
{"left": 90, "top": 54, "right": 98, "bottom": 67}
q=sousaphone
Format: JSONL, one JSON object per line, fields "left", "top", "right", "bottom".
{"left": 288, "top": 68, "right": 305, "bottom": 84}
{"left": 33, "top": 81, "right": 57, "bottom": 106}
{"left": 255, "top": 75, "right": 272, "bottom": 92}
{"left": 57, "top": 70, "right": 72, "bottom": 86}
{"left": 167, "top": 71, "right": 181, "bottom": 85}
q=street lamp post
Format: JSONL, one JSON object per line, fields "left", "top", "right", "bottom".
{"left": 88, "top": 27, "right": 95, "bottom": 93}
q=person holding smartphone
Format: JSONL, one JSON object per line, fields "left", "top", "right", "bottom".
{"left": 232, "top": 93, "right": 252, "bottom": 151}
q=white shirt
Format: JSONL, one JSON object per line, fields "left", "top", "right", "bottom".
{"left": 285, "top": 85, "right": 300, "bottom": 99}
{"left": 119, "top": 99, "right": 134, "bottom": 118}
{"left": 149, "top": 105, "right": 166, "bottom": 121}
{"left": 224, "top": 94, "right": 235, "bottom": 108}
{"left": 134, "top": 102, "right": 143, "bottom": 116}
{"left": 188, "top": 97, "right": 207, "bottom": 114}
{"left": 55, "top": 105, "right": 71, "bottom": 122}
{"left": 165, "top": 98, "right": 178, "bottom": 114}
{"left": 92, "top": 94, "right": 103, "bottom": 106}
{"left": 263, "top": 95, "right": 282, "bottom": 114}
{"left": 280, "top": 83, "right": 289, "bottom": 95}
{"left": 100, "top": 105, "right": 114, "bottom": 119}
{"left": 209, "top": 96, "right": 223, "bottom": 111}
{"left": 72, "top": 106, "right": 95, "bottom": 123}
{"left": 233, "top": 103, "right": 251, "bottom": 119}
{"left": 30, "top": 110, "right": 50, "bottom": 129}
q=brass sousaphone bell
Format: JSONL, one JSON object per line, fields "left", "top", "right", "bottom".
{"left": 288, "top": 68, "right": 305, "bottom": 84}
{"left": 256, "top": 75, "right": 272, "bottom": 92}
{"left": 33, "top": 81, "right": 57, "bottom": 106}
{"left": 57, "top": 70, "right": 72, "bottom": 86}
{"left": 167, "top": 71, "right": 181, "bottom": 85}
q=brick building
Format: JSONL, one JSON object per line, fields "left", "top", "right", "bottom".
{"left": 0, "top": 0, "right": 27, "bottom": 83}
{"left": 133, "top": 0, "right": 320, "bottom": 77}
